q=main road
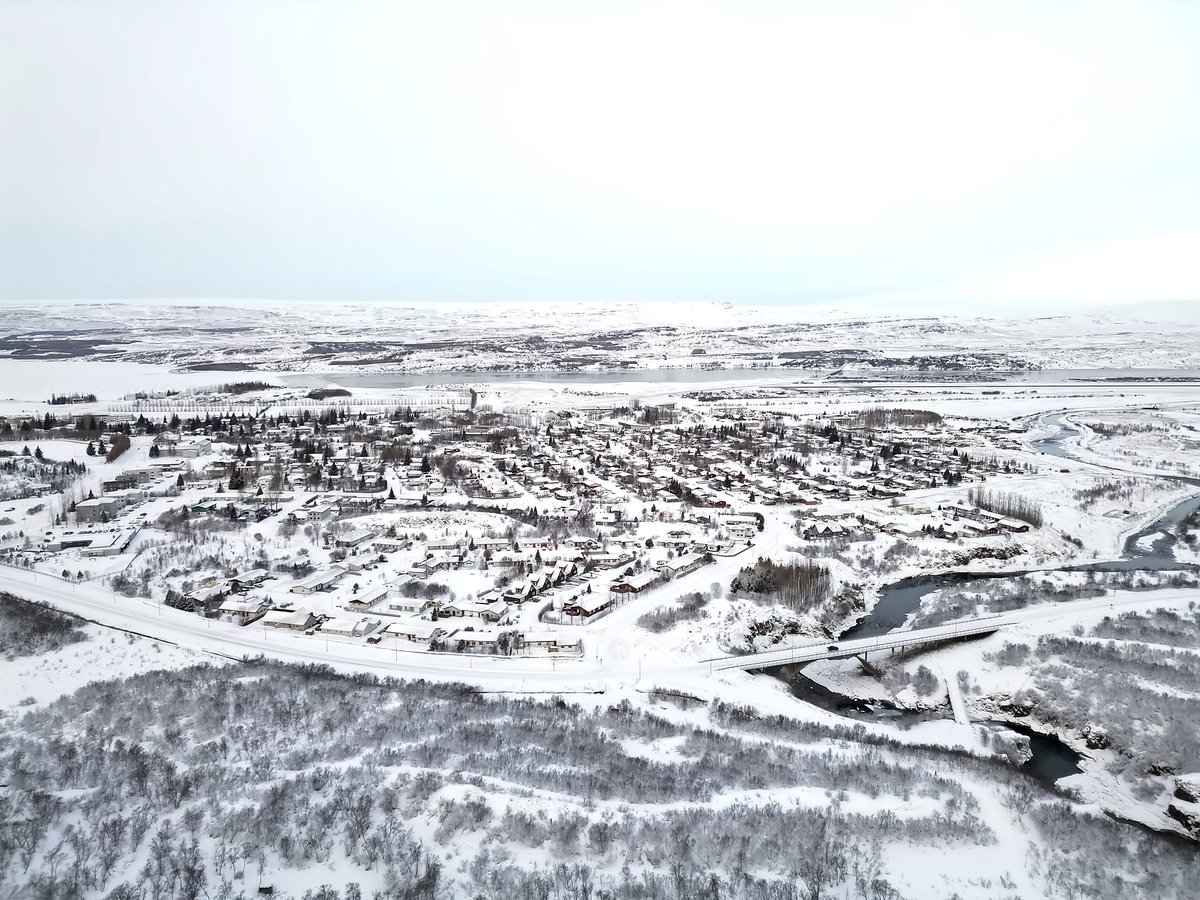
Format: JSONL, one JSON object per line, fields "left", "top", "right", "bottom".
{"left": 4, "top": 565, "right": 1198, "bottom": 690}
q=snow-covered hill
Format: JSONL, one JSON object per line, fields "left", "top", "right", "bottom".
{"left": 2, "top": 299, "right": 1199, "bottom": 375}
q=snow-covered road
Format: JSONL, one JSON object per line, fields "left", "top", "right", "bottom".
{"left": 4, "top": 563, "right": 1198, "bottom": 690}
{"left": 0, "top": 566, "right": 615, "bottom": 689}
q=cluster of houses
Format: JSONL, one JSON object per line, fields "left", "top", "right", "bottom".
{"left": 72, "top": 463, "right": 185, "bottom": 522}
{"left": 183, "top": 509, "right": 726, "bottom": 653}
{"left": 800, "top": 501, "right": 1034, "bottom": 541}
{"left": 209, "top": 577, "right": 581, "bottom": 656}
{"left": 6, "top": 398, "right": 1053, "bottom": 661}
{"left": 50, "top": 395, "right": 1026, "bottom": 547}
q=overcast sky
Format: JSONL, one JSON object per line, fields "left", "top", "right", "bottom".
{"left": 2, "top": 0, "right": 1199, "bottom": 310}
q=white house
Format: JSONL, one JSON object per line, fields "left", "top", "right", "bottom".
{"left": 519, "top": 631, "right": 582, "bottom": 655}
{"left": 563, "top": 593, "right": 613, "bottom": 619}
{"left": 261, "top": 607, "right": 319, "bottom": 631}
{"left": 217, "top": 597, "right": 268, "bottom": 626}
{"left": 290, "top": 567, "right": 345, "bottom": 594}
{"left": 320, "top": 616, "right": 380, "bottom": 637}
{"left": 380, "top": 620, "right": 446, "bottom": 644}
{"left": 227, "top": 568, "right": 269, "bottom": 592}
{"left": 610, "top": 570, "right": 665, "bottom": 595}
{"left": 657, "top": 552, "right": 708, "bottom": 580}
{"left": 335, "top": 528, "right": 377, "bottom": 549}
{"left": 439, "top": 599, "right": 509, "bottom": 623}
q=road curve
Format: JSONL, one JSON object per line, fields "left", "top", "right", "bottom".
{"left": 4, "top": 566, "right": 1197, "bottom": 688}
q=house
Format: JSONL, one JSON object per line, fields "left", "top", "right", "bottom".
{"left": 961, "top": 519, "right": 997, "bottom": 537}
{"left": 75, "top": 497, "right": 121, "bottom": 524}
{"left": 449, "top": 629, "right": 503, "bottom": 653}
{"left": 290, "top": 567, "right": 345, "bottom": 594}
{"left": 227, "top": 568, "right": 269, "bottom": 592}
{"left": 319, "top": 616, "right": 380, "bottom": 638}
{"left": 346, "top": 584, "right": 394, "bottom": 611}
{"left": 563, "top": 593, "right": 613, "bottom": 619}
{"left": 804, "top": 522, "right": 845, "bottom": 539}
{"left": 999, "top": 517, "right": 1032, "bottom": 533}
{"left": 502, "top": 581, "right": 536, "bottom": 603}
{"left": 657, "top": 552, "right": 709, "bottom": 580}
{"left": 474, "top": 537, "right": 512, "bottom": 551}
{"left": 519, "top": 631, "right": 582, "bottom": 655}
{"left": 217, "top": 596, "right": 268, "bottom": 626}
{"left": 661, "top": 530, "right": 693, "bottom": 548}
{"left": 384, "top": 594, "right": 431, "bottom": 616}
{"left": 549, "top": 560, "right": 579, "bottom": 583}
{"left": 154, "top": 434, "right": 211, "bottom": 457}
{"left": 184, "top": 585, "right": 226, "bottom": 612}
{"left": 720, "top": 514, "right": 758, "bottom": 528}
{"left": 338, "top": 496, "right": 381, "bottom": 514}
{"left": 610, "top": 570, "right": 666, "bottom": 595}
{"left": 945, "top": 502, "right": 984, "bottom": 522}
{"left": 261, "top": 607, "right": 319, "bottom": 631}
{"left": 302, "top": 503, "right": 337, "bottom": 521}
{"left": 409, "top": 554, "right": 455, "bottom": 578}
{"left": 372, "top": 537, "right": 410, "bottom": 553}
{"left": 352, "top": 577, "right": 409, "bottom": 608}
{"left": 439, "top": 599, "right": 509, "bottom": 624}
{"left": 335, "top": 528, "right": 376, "bottom": 549}
{"left": 583, "top": 552, "right": 632, "bottom": 569}
{"left": 380, "top": 620, "right": 446, "bottom": 644}
{"left": 172, "top": 439, "right": 212, "bottom": 458}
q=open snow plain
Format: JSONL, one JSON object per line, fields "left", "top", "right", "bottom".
{"left": 1, "top": 300, "right": 1199, "bottom": 899}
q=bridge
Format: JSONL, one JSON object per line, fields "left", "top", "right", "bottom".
{"left": 701, "top": 615, "right": 1006, "bottom": 672}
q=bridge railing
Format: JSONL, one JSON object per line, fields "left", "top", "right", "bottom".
{"left": 704, "top": 614, "right": 1005, "bottom": 671}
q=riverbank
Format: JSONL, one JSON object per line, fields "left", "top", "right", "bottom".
{"left": 799, "top": 587, "right": 1200, "bottom": 840}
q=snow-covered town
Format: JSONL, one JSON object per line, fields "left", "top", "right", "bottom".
{"left": 6, "top": 2, "right": 1200, "bottom": 896}
{"left": 0, "top": 384, "right": 1098, "bottom": 659}
{"left": 1, "top": 352, "right": 1200, "bottom": 891}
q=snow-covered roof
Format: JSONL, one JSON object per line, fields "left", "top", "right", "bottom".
{"left": 229, "top": 567, "right": 268, "bottom": 583}
{"left": 384, "top": 620, "right": 443, "bottom": 640}
{"left": 261, "top": 608, "right": 315, "bottom": 628}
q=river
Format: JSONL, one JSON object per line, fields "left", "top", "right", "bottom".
{"left": 776, "top": 409, "right": 1200, "bottom": 787}
{"left": 844, "top": 412, "right": 1200, "bottom": 642}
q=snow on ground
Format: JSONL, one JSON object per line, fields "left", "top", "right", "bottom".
{"left": 0, "top": 349, "right": 1198, "bottom": 883}
{"left": 0, "top": 358, "right": 224, "bottom": 407}
{"left": 0, "top": 621, "right": 214, "bottom": 711}
{"left": 5, "top": 299, "right": 1200, "bottom": 376}
{"left": 805, "top": 588, "right": 1200, "bottom": 837}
